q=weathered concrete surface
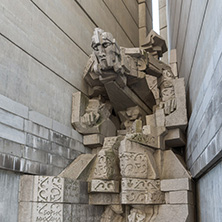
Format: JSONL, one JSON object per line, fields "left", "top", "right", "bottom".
{"left": 0, "top": 169, "right": 20, "bottom": 222}
{"left": 167, "top": 0, "right": 222, "bottom": 221}
{"left": 197, "top": 161, "right": 222, "bottom": 222}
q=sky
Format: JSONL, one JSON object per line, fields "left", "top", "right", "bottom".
{"left": 152, "top": 0, "right": 160, "bottom": 34}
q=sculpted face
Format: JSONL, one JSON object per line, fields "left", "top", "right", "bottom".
{"left": 91, "top": 28, "right": 119, "bottom": 71}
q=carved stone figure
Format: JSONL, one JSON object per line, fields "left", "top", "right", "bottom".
{"left": 19, "top": 28, "right": 193, "bottom": 222}
{"left": 78, "top": 28, "right": 192, "bottom": 221}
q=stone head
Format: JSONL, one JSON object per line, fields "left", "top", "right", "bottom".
{"left": 91, "top": 28, "right": 120, "bottom": 71}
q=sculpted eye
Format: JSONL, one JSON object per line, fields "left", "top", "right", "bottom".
{"left": 102, "top": 42, "right": 111, "bottom": 48}
{"left": 93, "top": 45, "right": 98, "bottom": 51}
{"left": 92, "top": 44, "right": 99, "bottom": 51}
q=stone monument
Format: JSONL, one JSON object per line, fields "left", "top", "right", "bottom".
{"left": 19, "top": 28, "right": 194, "bottom": 222}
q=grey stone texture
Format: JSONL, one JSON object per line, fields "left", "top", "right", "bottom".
{"left": 0, "top": 169, "right": 20, "bottom": 222}
{"left": 0, "top": 95, "right": 87, "bottom": 176}
{"left": 0, "top": 1, "right": 143, "bottom": 221}
{"left": 19, "top": 175, "right": 104, "bottom": 222}
{"left": 197, "top": 161, "right": 222, "bottom": 222}
{"left": 167, "top": 0, "right": 222, "bottom": 220}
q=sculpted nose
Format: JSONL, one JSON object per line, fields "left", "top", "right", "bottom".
{"left": 98, "top": 45, "right": 105, "bottom": 55}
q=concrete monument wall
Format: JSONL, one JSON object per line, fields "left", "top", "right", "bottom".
{"left": 0, "top": 1, "right": 152, "bottom": 221}
{"left": 165, "top": 0, "right": 222, "bottom": 220}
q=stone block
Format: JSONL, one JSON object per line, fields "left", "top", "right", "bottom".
{"left": 71, "top": 129, "right": 83, "bottom": 143}
{"left": 167, "top": 191, "right": 193, "bottom": 205}
{"left": 83, "top": 134, "right": 104, "bottom": 148}
{"left": 23, "top": 146, "right": 48, "bottom": 164}
{"left": 0, "top": 122, "right": 26, "bottom": 145}
{"left": 0, "top": 94, "right": 28, "bottom": 119}
{"left": 146, "top": 114, "right": 156, "bottom": 126}
{"left": 0, "top": 108, "right": 24, "bottom": 130}
{"left": 159, "top": 6, "right": 167, "bottom": 29}
{"left": 139, "top": 27, "right": 147, "bottom": 46}
{"left": 170, "top": 62, "right": 178, "bottom": 77}
{"left": 69, "top": 139, "right": 86, "bottom": 153}
{"left": 19, "top": 202, "right": 103, "bottom": 222}
{"left": 124, "top": 48, "right": 141, "bottom": 57}
{"left": 48, "top": 154, "right": 70, "bottom": 168}
{"left": 121, "top": 178, "right": 164, "bottom": 204}
{"left": 72, "top": 204, "right": 104, "bottom": 221}
{"left": 18, "top": 202, "right": 71, "bottom": 222}
{"left": 19, "top": 159, "right": 40, "bottom": 175}
{"left": 119, "top": 138, "right": 159, "bottom": 179}
{"left": 59, "top": 154, "right": 96, "bottom": 181}
{"left": 89, "top": 193, "right": 120, "bottom": 205}
{"left": 161, "top": 150, "right": 191, "bottom": 179}
{"left": 25, "top": 120, "right": 49, "bottom": 140}
{"left": 19, "top": 175, "right": 88, "bottom": 204}
{"left": 164, "top": 128, "right": 186, "bottom": 147}
{"left": 139, "top": 2, "right": 146, "bottom": 28}
{"left": 0, "top": 138, "right": 23, "bottom": 157}
{"left": 68, "top": 149, "right": 80, "bottom": 160}
{"left": 92, "top": 146, "right": 120, "bottom": 180}
{"left": 26, "top": 134, "right": 51, "bottom": 151}
{"left": 161, "top": 178, "right": 192, "bottom": 191}
{"left": 160, "top": 26, "right": 168, "bottom": 47}
{"left": 18, "top": 202, "right": 33, "bottom": 222}
{"left": 51, "top": 142, "right": 70, "bottom": 159}
{"left": 121, "top": 190, "right": 164, "bottom": 204}
{"left": 50, "top": 131, "right": 70, "bottom": 147}
{"left": 89, "top": 180, "right": 119, "bottom": 193}
{"left": 29, "top": 110, "right": 53, "bottom": 129}
{"left": 128, "top": 133, "right": 159, "bottom": 148}
{"left": 0, "top": 153, "right": 24, "bottom": 172}
{"left": 155, "top": 109, "right": 165, "bottom": 127}
{"left": 52, "top": 120, "right": 71, "bottom": 137}
{"left": 165, "top": 78, "right": 188, "bottom": 131}
{"left": 170, "top": 49, "right": 177, "bottom": 64}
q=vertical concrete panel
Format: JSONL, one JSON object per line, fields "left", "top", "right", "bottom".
{"left": 76, "top": 0, "right": 134, "bottom": 47}
{"left": 122, "top": 0, "right": 139, "bottom": 26}
{"left": 197, "top": 161, "right": 222, "bottom": 222}
{"left": 178, "top": 0, "right": 208, "bottom": 82}
{"left": 167, "top": 0, "right": 222, "bottom": 220}
{"left": 176, "top": 0, "right": 191, "bottom": 70}
{"left": 0, "top": 37, "right": 77, "bottom": 126}
{"left": 32, "top": 0, "right": 96, "bottom": 55}
{"left": 0, "top": 0, "right": 89, "bottom": 94}
{"left": 171, "top": 0, "right": 182, "bottom": 49}
{"left": 0, "top": 170, "right": 20, "bottom": 222}
{"left": 188, "top": 0, "right": 222, "bottom": 110}
{"left": 104, "top": 0, "right": 139, "bottom": 46}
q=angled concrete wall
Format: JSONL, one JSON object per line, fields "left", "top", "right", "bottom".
{"left": 0, "top": 0, "right": 140, "bottom": 174}
{"left": 166, "top": 0, "right": 222, "bottom": 221}
{"left": 0, "top": 1, "right": 153, "bottom": 221}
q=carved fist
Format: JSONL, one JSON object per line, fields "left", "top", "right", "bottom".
{"left": 81, "top": 111, "right": 100, "bottom": 127}
{"left": 159, "top": 98, "right": 176, "bottom": 115}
